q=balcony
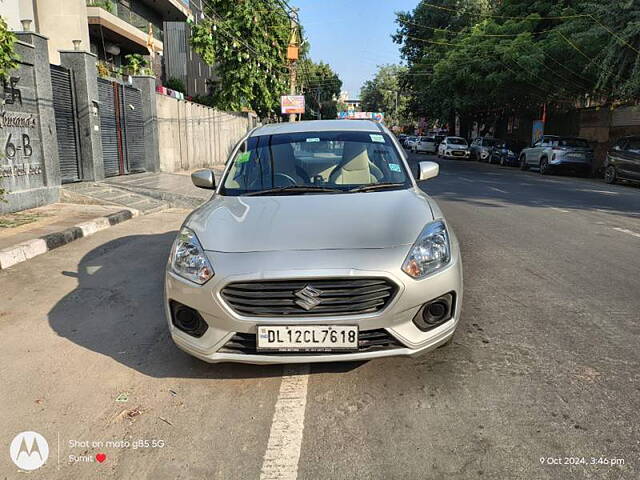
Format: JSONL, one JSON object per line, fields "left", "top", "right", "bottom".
{"left": 87, "top": 7, "right": 163, "bottom": 55}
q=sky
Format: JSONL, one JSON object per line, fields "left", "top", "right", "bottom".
{"left": 293, "top": 0, "right": 418, "bottom": 99}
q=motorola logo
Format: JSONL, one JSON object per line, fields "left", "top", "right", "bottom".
{"left": 9, "top": 431, "right": 49, "bottom": 471}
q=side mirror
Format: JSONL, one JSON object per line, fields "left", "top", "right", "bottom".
{"left": 191, "top": 169, "right": 216, "bottom": 189}
{"left": 418, "top": 161, "right": 439, "bottom": 181}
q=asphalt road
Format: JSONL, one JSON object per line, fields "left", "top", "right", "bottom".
{"left": 1, "top": 155, "right": 639, "bottom": 480}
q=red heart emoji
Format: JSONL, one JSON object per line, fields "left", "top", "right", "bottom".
{"left": 96, "top": 453, "right": 106, "bottom": 463}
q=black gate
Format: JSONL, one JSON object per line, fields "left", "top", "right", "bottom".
{"left": 122, "top": 85, "right": 145, "bottom": 172}
{"left": 97, "top": 78, "right": 146, "bottom": 177}
{"left": 50, "top": 64, "right": 81, "bottom": 183}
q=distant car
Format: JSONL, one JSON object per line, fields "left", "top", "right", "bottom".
{"left": 490, "top": 140, "right": 521, "bottom": 167}
{"left": 405, "top": 136, "right": 419, "bottom": 149}
{"left": 604, "top": 136, "right": 640, "bottom": 184}
{"left": 519, "top": 136, "right": 594, "bottom": 175}
{"left": 398, "top": 134, "right": 408, "bottom": 145}
{"left": 413, "top": 136, "right": 438, "bottom": 154}
{"left": 438, "top": 137, "right": 470, "bottom": 159}
{"left": 470, "top": 137, "right": 499, "bottom": 162}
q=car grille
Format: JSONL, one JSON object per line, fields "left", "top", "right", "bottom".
{"left": 221, "top": 278, "right": 398, "bottom": 317}
{"left": 217, "top": 329, "right": 404, "bottom": 355}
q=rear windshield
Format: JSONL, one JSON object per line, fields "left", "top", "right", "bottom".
{"left": 221, "top": 131, "right": 411, "bottom": 195}
{"left": 556, "top": 138, "right": 590, "bottom": 148}
{"left": 448, "top": 138, "right": 467, "bottom": 145}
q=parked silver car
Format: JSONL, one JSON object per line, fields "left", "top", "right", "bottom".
{"left": 165, "top": 120, "right": 463, "bottom": 364}
{"left": 519, "top": 135, "right": 594, "bottom": 175}
{"left": 413, "top": 136, "right": 438, "bottom": 154}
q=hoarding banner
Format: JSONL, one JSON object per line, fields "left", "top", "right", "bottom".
{"left": 281, "top": 95, "right": 305, "bottom": 115}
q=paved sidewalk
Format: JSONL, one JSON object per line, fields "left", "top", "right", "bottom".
{"left": 0, "top": 203, "right": 137, "bottom": 269}
{"left": 104, "top": 168, "right": 226, "bottom": 208}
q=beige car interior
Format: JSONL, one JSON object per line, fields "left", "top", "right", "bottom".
{"left": 328, "top": 143, "right": 384, "bottom": 184}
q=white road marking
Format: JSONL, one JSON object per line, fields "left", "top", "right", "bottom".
{"left": 458, "top": 177, "right": 473, "bottom": 182}
{"left": 489, "top": 186, "right": 508, "bottom": 193}
{"left": 260, "top": 364, "right": 310, "bottom": 480}
{"left": 579, "top": 189, "right": 619, "bottom": 195}
{"left": 550, "top": 207, "right": 570, "bottom": 213}
{"left": 612, "top": 227, "right": 640, "bottom": 239}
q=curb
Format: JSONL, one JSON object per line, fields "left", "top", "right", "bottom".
{"left": 0, "top": 209, "right": 139, "bottom": 270}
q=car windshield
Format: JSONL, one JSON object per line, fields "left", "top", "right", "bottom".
{"left": 448, "top": 138, "right": 467, "bottom": 145}
{"left": 558, "top": 138, "right": 590, "bottom": 148}
{"left": 221, "top": 131, "right": 411, "bottom": 195}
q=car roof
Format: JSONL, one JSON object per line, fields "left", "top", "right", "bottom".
{"left": 250, "top": 120, "right": 384, "bottom": 137}
{"left": 446, "top": 136, "right": 465, "bottom": 140}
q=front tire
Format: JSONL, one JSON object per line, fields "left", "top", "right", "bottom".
{"left": 540, "top": 157, "right": 550, "bottom": 175}
{"left": 604, "top": 165, "right": 617, "bottom": 184}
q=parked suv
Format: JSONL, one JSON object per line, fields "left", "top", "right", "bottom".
{"left": 605, "top": 136, "right": 640, "bottom": 184}
{"left": 413, "top": 136, "right": 438, "bottom": 154}
{"left": 470, "top": 137, "right": 499, "bottom": 162}
{"left": 519, "top": 135, "right": 593, "bottom": 175}
{"left": 438, "top": 137, "right": 470, "bottom": 159}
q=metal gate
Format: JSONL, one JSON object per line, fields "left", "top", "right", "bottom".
{"left": 122, "top": 85, "right": 145, "bottom": 172}
{"left": 97, "top": 78, "right": 145, "bottom": 177}
{"left": 50, "top": 64, "right": 81, "bottom": 183}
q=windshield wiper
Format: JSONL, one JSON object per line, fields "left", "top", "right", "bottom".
{"left": 349, "top": 183, "right": 407, "bottom": 193}
{"left": 245, "top": 185, "right": 345, "bottom": 196}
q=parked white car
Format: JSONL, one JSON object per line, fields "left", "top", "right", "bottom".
{"left": 413, "top": 136, "right": 438, "bottom": 154}
{"left": 438, "top": 137, "right": 470, "bottom": 159}
{"left": 404, "top": 136, "right": 419, "bottom": 149}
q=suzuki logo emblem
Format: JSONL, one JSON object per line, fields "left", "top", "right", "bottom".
{"left": 294, "top": 285, "right": 322, "bottom": 311}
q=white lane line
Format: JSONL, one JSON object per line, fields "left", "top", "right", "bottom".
{"left": 260, "top": 364, "right": 310, "bottom": 480}
{"left": 612, "top": 227, "right": 640, "bottom": 239}
{"left": 550, "top": 207, "right": 570, "bottom": 213}
{"left": 489, "top": 186, "right": 508, "bottom": 193}
{"left": 579, "top": 188, "right": 619, "bottom": 195}
{"left": 458, "top": 177, "right": 473, "bottom": 182}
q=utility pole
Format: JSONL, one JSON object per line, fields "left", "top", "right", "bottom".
{"left": 287, "top": 8, "right": 300, "bottom": 122}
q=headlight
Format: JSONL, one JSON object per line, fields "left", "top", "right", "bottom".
{"left": 170, "top": 227, "right": 214, "bottom": 285}
{"left": 402, "top": 220, "right": 451, "bottom": 279}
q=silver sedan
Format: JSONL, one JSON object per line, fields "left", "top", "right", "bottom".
{"left": 165, "top": 120, "right": 463, "bottom": 364}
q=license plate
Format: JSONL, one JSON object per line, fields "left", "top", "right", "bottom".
{"left": 257, "top": 325, "right": 358, "bottom": 352}
{"left": 453, "top": 151, "right": 464, "bottom": 156}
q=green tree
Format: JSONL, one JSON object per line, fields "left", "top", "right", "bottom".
{"left": 299, "top": 60, "right": 342, "bottom": 120}
{"left": 190, "top": 1, "right": 291, "bottom": 116}
{"left": 0, "top": 16, "right": 18, "bottom": 81}
{"left": 360, "top": 64, "right": 410, "bottom": 127}
{"left": 392, "top": 0, "right": 626, "bottom": 127}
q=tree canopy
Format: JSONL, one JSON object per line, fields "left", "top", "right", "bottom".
{"left": 393, "top": 0, "right": 640, "bottom": 123}
{"left": 360, "top": 64, "right": 411, "bottom": 127}
{"left": 190, "top": 0, "right": 291, "bottom": 116}
{"left": 299, "top": 60, "right": 342, "bottom": 120}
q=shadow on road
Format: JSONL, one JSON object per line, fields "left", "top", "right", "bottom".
{"left": 47, "top": 231, "right": 364, "bottom": 379}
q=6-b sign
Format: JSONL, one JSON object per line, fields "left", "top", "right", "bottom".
{"left": 5, "top": 133, "right": 32, "bottom": 159}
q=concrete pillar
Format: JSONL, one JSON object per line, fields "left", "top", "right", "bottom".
{"left": 59, "top": 50, "right": 104, "bottom": 181}
{"left": 15, "top": 32, "right": 61, "bottom": 191}
{"left": 132, "top": 76, "right": 160, "bottom": 173}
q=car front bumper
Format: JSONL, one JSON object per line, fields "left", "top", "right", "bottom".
{"left": 444, "top": 150, "right": 470, "bottom": 159}
{"left": 165, "top": 243, "right": 463, "bottom": 364}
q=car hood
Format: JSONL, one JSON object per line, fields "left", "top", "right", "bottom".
{"left": 186, "top": 189, "right": 435, "bottom": 253}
